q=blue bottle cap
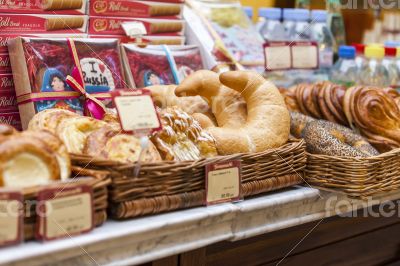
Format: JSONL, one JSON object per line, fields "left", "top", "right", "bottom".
{"left": 242, "top": 6, "right": 253, "bottom": 19}
{"left": 311, "top": 10, "right": 327, "bottom": 22}
{"left": 259, "top": 8, "right": 281, "bottom": 20}
{"left": 384, "top": 41, "right": 400, "bottom": 48}
{"left": 338, "top": 45, "right": 356, "bottom": 59}
{"left": 292, "top": 9, "right": 310, "bottom": 21}
{"left": 283, "top": 8, "right": 297, "bottom": 21}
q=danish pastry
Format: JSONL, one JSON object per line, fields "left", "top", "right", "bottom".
{"left": 0, "top": 135, "right": 60, "bottom": 188}
{"left": 28, "top": 109, "right": 78, "bottom": 133}
{"left": 21, "top": 130, "right": 71, "bottom": 181}
{"left": 56, "top": 116, "right": 107, "bottom": 154}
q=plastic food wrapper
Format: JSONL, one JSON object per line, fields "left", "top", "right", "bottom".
{"left": 122, "top": 44, "right": 204, "bottom": 88}
{"left": 184, "top": 1, "right": 265, "bottom": 71}
{"left": 8, "top": 37, "right": 126, "bottom": 129}
{"left": 89, "top": 35, "right": 185, "bottom": 45}
{"left": 0, "top": 0, "right": 87, "bottom": 15}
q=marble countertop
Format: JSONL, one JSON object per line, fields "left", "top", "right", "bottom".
{"left": 1, "top": 186, "right": 399, "bottom": 266}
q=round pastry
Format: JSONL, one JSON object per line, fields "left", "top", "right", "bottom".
{"left": 302, "top": 120, "right": 379, "bottom": 157}
{"left": 0, "top": 124, "right": 17, "bottom": 136}
{"left": 21, "top": 130, "right": 71, "bottom": 181}
{"left": 290, "top": 112, "right": 316, "bottom": 138}
{"left": 0, "top": 135, "right": 60, "bottom": 188}
{"left": 28, "top": 109, "right": 78, "bottom": 133}
{"left": 83, "top": 125, "right": 120, "bottom": 158}
{"left": 56, "top": 116, "right": 107, "bottom": 154}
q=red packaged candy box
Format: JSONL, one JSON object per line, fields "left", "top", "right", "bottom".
{"left": 89, "top": 17, "right": 184, "bottom": 36}
{"left": 0, "top": 90, "right": 18, "bottom": 112}
{"left": 90, "top": 0, "right": 182, "bottom": 18}
{"left": 0, "top": 14, "right": 88, "bottom": 33}
{"left": 122, "top": 44, "right": 204, "bottom": 88}
{"left": 0, "top": 112, "right": 22, "bottom": 130}
{"left": 0, "top": 74, "right": 14, "bottom": 91}
{"left": 0, "top": 0, "right": 87, "bottom": 15}
{"left": 8, "top": 37, "right": 126, "bottom": 129}
{"left": 0, "top": 53, "right": 10, "bottom": 73}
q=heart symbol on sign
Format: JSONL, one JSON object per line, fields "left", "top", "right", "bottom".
{"left": 99, "top": 64, "right": 106, "bottom": 73}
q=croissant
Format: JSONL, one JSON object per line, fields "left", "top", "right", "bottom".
{"left": 343, "top": 86, "right": 400, "bottom": 152}
{"left": 178, "top": 71, "right": 290, "bottom": 155}
{"left": 0, "top": 135, "right": 60, "bottom": 188}
{"left": 176, "top": 70, "right": 247, "bottom": 128}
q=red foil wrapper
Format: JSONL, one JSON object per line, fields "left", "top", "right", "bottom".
{"left": 89, "top": 34, "right": 185, "bottom": 45}
{"left": 0, "top": 90, "right": 18, "bottom": 112}
{"left": 122, "top": 44, "right": 203, "bottom": 88}
{"left": 0, "top": 53, "right": 11, "bottom": 73}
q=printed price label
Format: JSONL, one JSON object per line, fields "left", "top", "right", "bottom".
{"left": 264, "top": 41, "right": 319, "bottom": 71}
{"left": 112, "top": 89, "right": 162, "bottom": 135}
{"left": 205, "top": 160, "right": 242, "bottom": 205}
{"left": 122, "top": 22, "right": 147, "bottom": 37}
{"left": 0, "top": 191, "right": 23, "bottom": 247}
{"left": 36, "top": 185, "right": 93, "bottom": 241}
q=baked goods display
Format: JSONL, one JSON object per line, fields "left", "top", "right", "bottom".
{"left": 281, "top": 83, "right": 400, "bottom": 153}
{"left": 0, "top": 125, "right": 71, "bottom": 188}
{"left": 176, "top": 70, "right": 290, "bottom": 155}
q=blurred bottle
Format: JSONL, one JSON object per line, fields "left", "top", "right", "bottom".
{"left": 330, "top": 46, "right": 358, "bottom": 87}
{"left": 326, "top": 0, "right": 346, "bottom": 53}
{"left": 242, "top": 6, "right": 253, "bottom": 20}
{"left": 384, "top": 41, "right": 400, "bottom": 48}
{"left": 295, "top": 0, "right": 310, "bottom": 9}
{"left": 353, "top": 43, "right": 366, "bottom": 70}
{"left": 259, "top": 8, "right": 285, "bottom": 41}
{"left": 359, "top": 46, "right": 390, "bottom": 87}
{"left": 292, "top": 9, "right": 311, "bottom": 41}
{"left": 383, "top": 47, "right": 399, "bottom": 88}
{"left": 310, "top": 10, "right": 335, "bottom": 70}
{"left": 282, "top": 8, "right": 297, "bottom": 40}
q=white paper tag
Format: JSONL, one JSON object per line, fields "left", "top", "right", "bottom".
{"left": 292, "top": 44, "right": 318, "bottom": 69}
{"left": 0, "top": 191, "right": 23, "bottom": 246}
{"left": 206, "top": 161, "right": 242, "bottom": 205}
{"left": 122, "top": 22, "right": 147, "bottom": 37}
{"left": 264, "top": 45, "right": 291, "bottom": 70}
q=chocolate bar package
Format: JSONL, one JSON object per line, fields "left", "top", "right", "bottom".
{"left": 89, "top": 17, "right": 184, "bottom": 36}
{"left": 122, "top": 44, "right": 203, "bottom": 88}
{"left": 0, "top": 14, "right": 88, "bottom": 33}
{"left": 89, "top": 34, "right": 185, "bottom": 45}
{"left": 0, "top": 112, "right": 22, "bottom": 130}
{"left": 90, "top": 0, "right": 182, "bottom": 18}
{"left": 8, "top": 37, "right": 126, "bottom": 129}
{"left": 0, "top": 34, "right": 88, "bottom": 53}
{"left": 0, "top": 0, "right": 87, "bottom": 15}
{"left": 0, "top": 53, "right": 10, "bottom": 73}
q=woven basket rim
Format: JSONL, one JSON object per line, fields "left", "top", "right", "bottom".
{"left": 71, "top": 139, "right": 305, "bottom": 168}
{"left": 306, "top": 146, "right": 400, "bottom": 161}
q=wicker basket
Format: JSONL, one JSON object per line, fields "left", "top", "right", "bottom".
{"left": 305, "top": 148, "right": 400, "bottom": 198}
{"left": 71, "top": 139, "right": 306, "bottom": 219}
{"left": 23, "top": 167, "right": 110, "bottom": 240}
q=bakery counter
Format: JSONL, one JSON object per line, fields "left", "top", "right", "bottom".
{"left": 1, "top": 186, "right": 400, "bottom": 266}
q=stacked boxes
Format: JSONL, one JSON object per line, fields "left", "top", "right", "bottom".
{"left": 89, "top": 0, "right": 185, "bottom": 45}
{"left": 0, "top": 0, "right": 89, "bottom": 130}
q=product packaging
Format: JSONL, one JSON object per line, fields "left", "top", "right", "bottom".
{"left": 0, "top": 0, "right": 87, "bottom": 15}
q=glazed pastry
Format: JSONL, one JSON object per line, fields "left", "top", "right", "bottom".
{"left": 151, "top": 107, "right": 218, "bottom": 161}
{"left": 279, "top": 87, "right": 301, "bottom": 113}
{"left": 343, "top": 86, "right": 400, "bottom": 152}
{"left": 321, "top": 82, "right": 348, "bottom": 125}
{"left": 0, "top": 135, "right": 60, "bottom": 188}
{"left": 176, "top": 70, "right": 247, "bottom": 128}
{"left": 290, "top": 112, "right": 316, "bottom": 139}
{"left": 56, "top": 116, "right": 107, "bottom": 154}
{"left": 28, "top": 109, "right": 78, "bottom": 133}
{"left": 0, "top": 124, "right": 17, "bottom": 136}
{"left": 302, "top": 120, "right": 379, "bottom": 157}
{"left": 21, "top": 130, "right": 71, "bottom": 181}
{"left": 178, "top": 71, "right": 290, "bottom": 155}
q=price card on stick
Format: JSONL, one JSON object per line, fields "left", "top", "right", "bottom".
{"left": 36, "top": 184, "right": 93, "bottom": 241}
{"left": 0, "top": 190, "right": 23, "bottom": 247}
{"left": 205, "top": 160, "right": 242, "bottom": 205}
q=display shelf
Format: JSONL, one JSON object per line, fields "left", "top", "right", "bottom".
{"left": 1, "top": 186, "right": 399, "bottom": 266}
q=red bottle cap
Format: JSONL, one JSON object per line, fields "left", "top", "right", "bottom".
{"left": 385, "top": 47, "right": 397, "bottom": 57}
{"left": 352, "top": 43, "right": 365, "bottom": 55}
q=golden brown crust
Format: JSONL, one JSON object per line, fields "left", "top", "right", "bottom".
{"left": 0, "top": 135, "right": 61, "bottom": 187}
{"left": 28, "top": 109, "right": 78, "bottom": 133}
{"left": 83, "top": 125, "right": 120, "bottom": 158}
{"left": 0, "top": 124, "right": 17, "bottom": 136}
